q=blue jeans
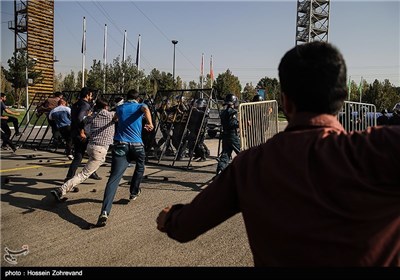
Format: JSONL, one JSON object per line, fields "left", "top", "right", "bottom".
{"left": 101, "top": 142, "right": 145, "bottom": 215}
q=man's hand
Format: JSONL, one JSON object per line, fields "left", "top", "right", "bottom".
{"left": 79, "top": 129, "right": 87, "bottom": 142}
{"left": 144, "top": 123, "right": 154, "bottom": 132}
{"left": 2, "top": 116, "right": 9, "bottom": 120}
{"left": 156, "top": 206, "right": 171, "bottom": 232}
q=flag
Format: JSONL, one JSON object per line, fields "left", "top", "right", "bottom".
{"left": 201, "top": 53, "right": 204, "bottom": 77}
{"left": 210, "top": 55, "right": 214, "bottom": 82}
{"left": 81, "top": 17, "right": 86, "bottom": 54}
{"left": 200, "top": 53, "right": 204, "bottom": 87}
{"left": 122, "top": 30, "right": 127, "bottom": 62}
{"left": 136, "top": 34, "right": 141, "bottom": 70}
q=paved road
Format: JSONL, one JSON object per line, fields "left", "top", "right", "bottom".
{"left": 1, "top": 122, "right": 288, "bottom": 269}
{"left": 1, "top": 141, "right": 254, "bottom": 269}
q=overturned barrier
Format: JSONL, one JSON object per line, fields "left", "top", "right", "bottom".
{"left": 12, "top": 91, "right": 81, "bottom": 152}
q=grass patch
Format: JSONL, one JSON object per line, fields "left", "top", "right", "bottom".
{"left": 4, "top": 109, "right": 49, "bottom": 128}
{"left": 278, "top": 111, "right": 287, "bottom": 122}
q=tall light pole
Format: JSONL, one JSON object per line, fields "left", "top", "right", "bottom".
{"left": 25, "top": 56, "right": 37, "bottom": 125}
{"left": 172, "top": 40, "right": 178, "bottom": 87}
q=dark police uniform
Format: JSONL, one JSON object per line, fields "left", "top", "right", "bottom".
{"left": 216, "top": 106, "right": 240, "bottom": 174}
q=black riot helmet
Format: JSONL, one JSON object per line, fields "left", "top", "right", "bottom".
{"left": 224, "top": 94, "right": 238, "bottom": 106}
{"left": 252, "top": 94, "right": 264, "bottom": 102}
{"left": 195, "top": 98, "right": 207, "bottom": 109}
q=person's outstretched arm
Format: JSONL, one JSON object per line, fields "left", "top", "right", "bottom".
{"left": 156, "top": 162, "right": 241, "bottom": 242}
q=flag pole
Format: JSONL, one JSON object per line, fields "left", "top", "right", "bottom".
{"left": 121, "top": 30, "right": 127, "bottom": 94}
{"left": 200, "top": 53, "right": 204, "bottom": 98}
{"left": 200, "top": 53, "right": 204, "bottom": 89}
{"left": 103, "top": 24, "right": 107, "bottom": 94}
{"left": 210, "top": 55, "right": 214, "bottom": 86}
{"left": 136, "top": 34, "right": 141, "bottom": 71}
{"left": 136, "top": 34, "right": 141, "bottom": 92}
{"left": 348, "top": 75, "right": 351, "bottom": 100}
{"left": 81, "top": 16, "right": 86, "bottom": 88}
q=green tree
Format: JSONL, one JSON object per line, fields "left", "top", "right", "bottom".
{"left": 348, "top": 80, "right": 359, "bottom": 102}
{"left": 242, "top": 83, "right": 257, "bottom": 101}
{"left": 76, "top": 69, "right": 89, "bottom": 90}
{"left": 257, "top": 77, "right": 279, "bottom": 100}
{"left": 204, "top": 74, "right": 213, "bottom": 88}
{"left": 147, "top": 68, "right": 174, "bottom": 93}
{"left": 54, "top": 73, "right": 63, "bottom": 92}
{"left": 1, "top": 66, "right": 13, "bottom": 95}
{"left": 106, "top": 56, "right": 140, "bottom": 94}
{"left": 188, "top": 80, "right": 198, "bottom": 89}
{"left": 213, "top": 69, "right": 241, "bottom": 100}
{"left": 175, "top": 76, "right": 183, "bottom": 90}
{"left": 2, "top": 50, "right": 42, "bottom": 108}
{"left": 372, "top": 79, "right": 399, "bottom": 111}
{"left": 62, "top": 71, "right": 78, "bottom": 91}
{"left": 86, "top": 60, "right": 103, "bottom": 91}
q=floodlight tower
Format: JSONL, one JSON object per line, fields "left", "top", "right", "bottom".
{"left": 295, "top": 0, "right": 330, "bottom": 45}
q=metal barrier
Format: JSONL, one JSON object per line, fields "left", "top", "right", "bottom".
{"left": 9, "top": 89, "right": 224, "bottom": 171}
{"left": 146, "top": 88, "right": 220, "bottom": 169}
{"left": 12, "top": 91, "right": 81, "bottom": 151}
{"left": 338, "top": 101, "right": 377, "bottom": 132}
{"left": 238, "top": 100, "right": 279, "bottom": 151}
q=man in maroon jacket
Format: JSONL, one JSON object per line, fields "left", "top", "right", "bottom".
{"left": 156, "top": 42, "right": 400, "bottom": 266}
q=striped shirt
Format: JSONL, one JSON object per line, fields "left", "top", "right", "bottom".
{"left": 85, "top": 109, "right": 115, "bottom": 147}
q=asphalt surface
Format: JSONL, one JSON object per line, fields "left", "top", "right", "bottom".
{"left": 1, "top": 122, "right": 288, "bottom": 270}
{"left": 1, "top": 141, "right": 254, "bottom": 269}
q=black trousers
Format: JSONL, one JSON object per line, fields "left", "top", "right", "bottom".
{"left": 2, "top": 116, "right": 20, "bottom": 134}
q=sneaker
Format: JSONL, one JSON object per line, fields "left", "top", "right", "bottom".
{"left": 1, "top": 146, "right": 11, "bottom": 151}
{"left": 67, "top": 154, "right": 74, "bottom": 160}
{"left": 71, "top": 187, "right": 79, "bottom": 193}
{"left": 129, "top": 188, "right": 142, "bottom": 201}
{"left": 89, "top": 172, "right": 102, "bottom": 180}
{"left": 50, "top": 188, "right": 63, "bottom": 202}
{"left": 14, "top": 132, "right": 23, "bottom": 137}
{"left": 12, "top": 145, "right": 20, "bottom": 153}
{"left": 96, "top": 211, "right": 108, "bottom": 227}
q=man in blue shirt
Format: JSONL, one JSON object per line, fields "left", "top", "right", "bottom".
{"left": 96, "top": 89, "right": 154, "bottom": 227}
{"left": 49, "top": 98, "right": 73, "bottom": 159}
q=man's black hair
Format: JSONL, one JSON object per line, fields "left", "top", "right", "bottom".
{"left": 0, "top": 93, "right": 6, "bottom": 98}
{"left": 278, "top": 41, "right": 347, "bottom": 115}
{"left": 127, "top": 89, "right": 140, "bottom": 100}
{"left": 79, "top": 87, "right": 93, "bottom": 99}
{"left": 94, "top": 98, "right": 108, "bottom": 111}
{"left": 54, "top": 91, "right": 63, "bottom": 98}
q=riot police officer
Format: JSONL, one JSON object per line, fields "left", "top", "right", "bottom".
{"left": 155, "top": 97, "right": 174, "bottom": 156}
{"left": 252, "top": 94, "right": 264, "bottom": 102}
{"left": 216, "top": 93, "right": 240, "bottom": 174}
{"left": 186, "top": 98, "right": 210, "bottom": 161}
